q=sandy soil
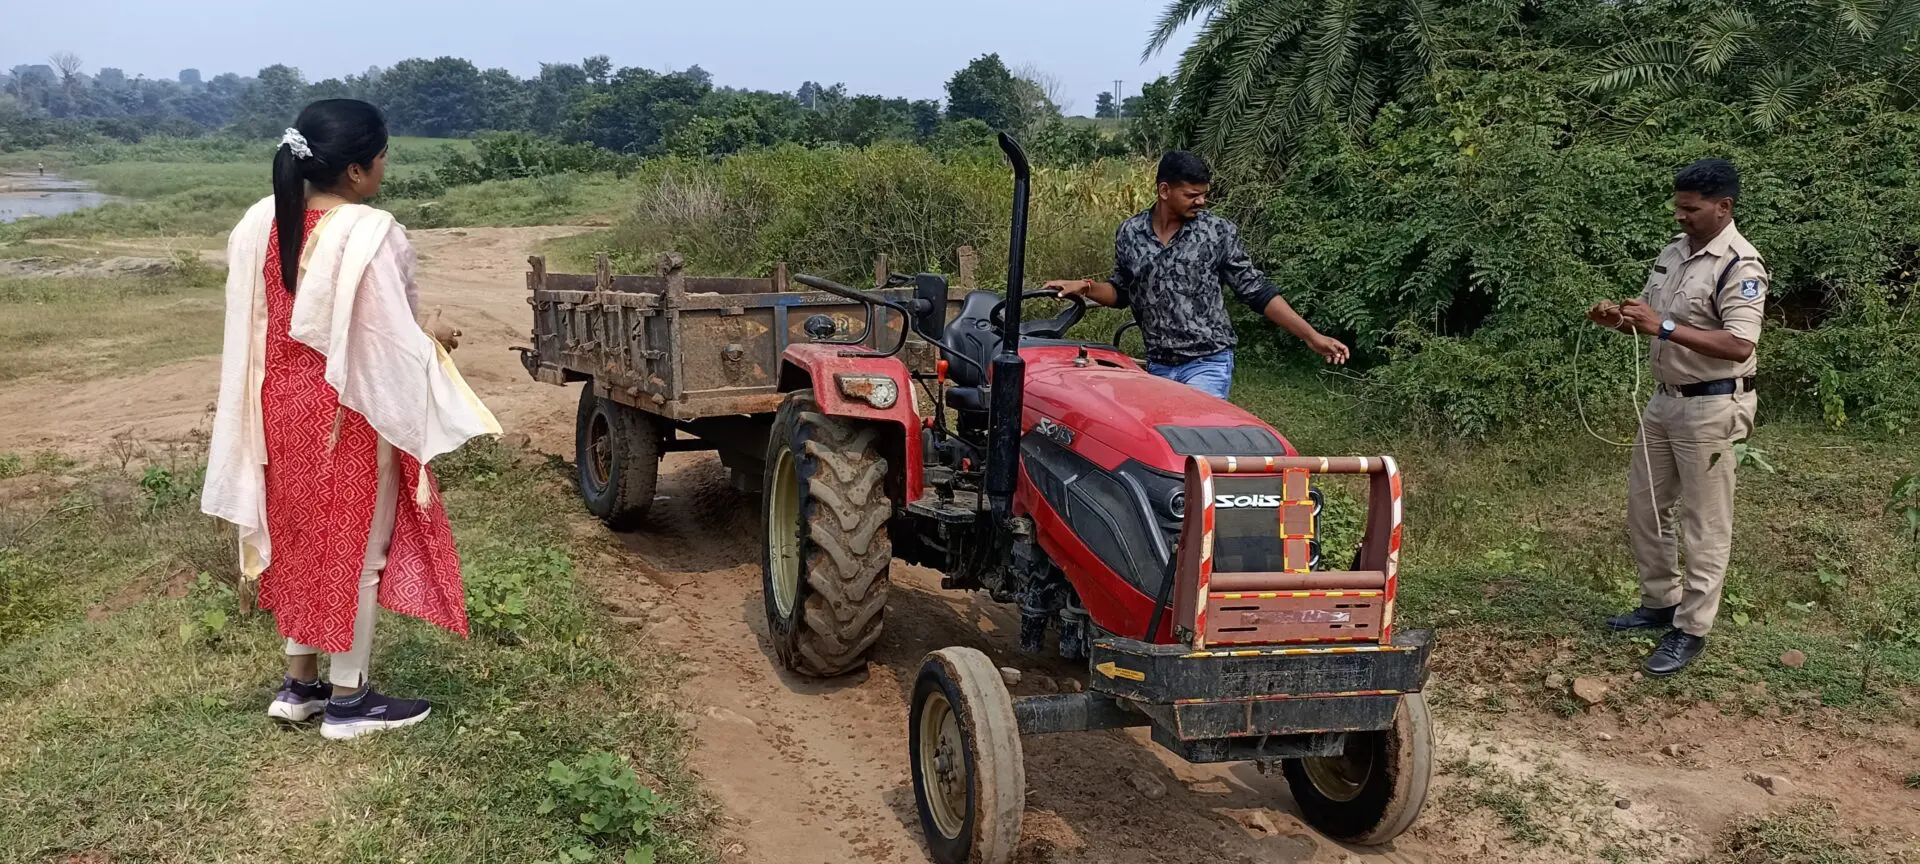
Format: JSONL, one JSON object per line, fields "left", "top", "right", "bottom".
{"left": 6, "top": 226, "right": 1914, "bottom": 863}
{"left": 0, "top": 226, "right": 581, "bottom": 458}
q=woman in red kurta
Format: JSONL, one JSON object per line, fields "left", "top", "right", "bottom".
{"left": 236, "top": 100, "right": 472, "bottom": 739}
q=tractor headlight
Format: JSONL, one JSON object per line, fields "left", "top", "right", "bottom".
{"left": 835, "top": 374, "right": 899, "bottom": 409}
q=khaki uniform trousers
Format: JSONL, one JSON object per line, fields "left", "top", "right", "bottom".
{"left": 1627, "top": 389, "right": 1756, "bottom": 636}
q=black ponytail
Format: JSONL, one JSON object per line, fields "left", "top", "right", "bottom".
{"left": 270, "top": 99, "right": 389, "bottom": 293}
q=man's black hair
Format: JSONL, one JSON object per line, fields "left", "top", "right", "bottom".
{"left": 1675, "top": 158, "right": 1739, "bottom": 201}
{"left": 1156, "top": 151, "right": 1212, "bottom": 186}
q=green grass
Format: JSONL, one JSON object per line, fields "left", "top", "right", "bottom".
{"left": 0, "top": 264, "right": 226, "bottom": 382}
{"left": 384, "top": 171, "right": 633, "bottom": 230}
{"left": 1232, "top": 367, "right": 1920, "bottom": 714}
{"left": 0, "top": 441, "right": 715, "bottom": 863}
{"left": 1717, "top": 802, "right": 1910, "bottom": 863}
{"left": 0, "top": 136, "right": 487, "bottom": 240}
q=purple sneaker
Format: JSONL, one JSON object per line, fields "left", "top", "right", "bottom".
{"left": 267, "top": 676, "right": 330, "bottom": 723}
{"left": 320, "top": 686, "right": 431, "bottom": 740}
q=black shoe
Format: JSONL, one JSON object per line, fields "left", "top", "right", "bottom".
{"left": 320, "top": 685, "right": 431, "bottom": 740}
{"left": 1606, "top": 604, "right": 1677, "bottom": 631}
{"left": 1644, "top": 630, "right": 1705, "bottom": 677}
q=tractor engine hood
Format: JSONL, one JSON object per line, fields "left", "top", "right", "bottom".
{"left": 1018, "top": 346, "right": 1296, "bottom": 474}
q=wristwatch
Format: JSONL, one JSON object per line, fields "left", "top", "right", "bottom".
{"left": 1659, "top": 319, "right": 1676, "bottom": 341}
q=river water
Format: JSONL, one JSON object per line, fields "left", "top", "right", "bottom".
{"left": 0, "top": 173, "right": 118, "bottom": 223}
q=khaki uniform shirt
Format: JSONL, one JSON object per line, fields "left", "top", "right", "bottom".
{"left": 1640, "top": 222, "right": 1767, "bottom": 386}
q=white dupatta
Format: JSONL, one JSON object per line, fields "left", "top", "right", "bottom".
{"left": 201, "top": 197, "right": 500, "bottom": 579}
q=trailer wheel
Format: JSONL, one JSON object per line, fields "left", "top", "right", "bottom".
{"left": 575, "top": 384, "right": 661, "bottom": 529}
{"left": 761, "top": 389, "right": 891, "bottom": 677}
{"left": 909, "top": 647, "right": 1025, "bottom": 864}
{"left": 1282, "top": 692, "right": 1433, "bottom": 845}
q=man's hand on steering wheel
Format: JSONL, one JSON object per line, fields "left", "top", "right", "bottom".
{"left": 989, "top": 289, "right": 1088, "bottom": 339}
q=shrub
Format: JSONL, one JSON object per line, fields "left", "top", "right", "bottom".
{"left": 1233, "top": 47, "right": 1920, "bottom": 437}
{"left": 539, "top": 750, "right": 673, "bottom": 863}
{"left": 601, "top": 144, "right": 1150, "bottom": 287}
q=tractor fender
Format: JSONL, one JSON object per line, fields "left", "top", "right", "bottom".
{"left": 778, "top": 343, "right": 925, "bottom": 503}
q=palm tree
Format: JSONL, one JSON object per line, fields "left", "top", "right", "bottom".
{"left": 1586, "top": 0, "right": 1920, "bottom": 129}
{"left": 1144, "top": 0, "right": 1444, "bottom": 173}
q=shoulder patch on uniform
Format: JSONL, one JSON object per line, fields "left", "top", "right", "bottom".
{"left": 1740, "top": 278, "right": 1760, "bottom": 299}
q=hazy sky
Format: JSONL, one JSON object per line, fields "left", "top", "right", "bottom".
{"left": 6, "top": 0, "right": 1195, "bottom": 111}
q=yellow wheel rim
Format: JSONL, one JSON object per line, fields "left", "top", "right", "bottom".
{"left": 917, "top": 690, "right": 967, "bottom": 839}
{"left": 1303, "top": 736, "right": 1374, "bottom": 803}
{"left": 768, "top": 445, "right": 801, "bottom": 618}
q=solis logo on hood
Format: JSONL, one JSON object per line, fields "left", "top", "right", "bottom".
{"left": 1213, "top": 494, "right": 1284, "bottom": 509}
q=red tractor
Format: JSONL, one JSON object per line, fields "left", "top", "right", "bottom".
{"left": 762, "top": 135, "right": 1433, "bottom": 863}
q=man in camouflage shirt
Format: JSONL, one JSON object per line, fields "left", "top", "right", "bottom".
{"left": 1046, "top": 151, "right": 1348, "bottom": 399}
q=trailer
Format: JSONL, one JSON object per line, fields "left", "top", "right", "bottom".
{"left": 515, "top": 249, "right": 973, "bottom": 526}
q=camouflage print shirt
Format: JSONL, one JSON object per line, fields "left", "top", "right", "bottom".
{"left": 1109, "top": 208, "right": 1281, "bottom": 366}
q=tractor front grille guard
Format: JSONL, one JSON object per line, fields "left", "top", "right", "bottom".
{"left": 1170, "top": 455, "right": 1404, "bottom": 651}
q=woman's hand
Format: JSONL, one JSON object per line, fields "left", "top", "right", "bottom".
{"left": 426, "top": 307, "right": 461, "bottom": 352}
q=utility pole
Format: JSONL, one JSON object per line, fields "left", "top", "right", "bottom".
{"left": 1113, "top": 79, "right": 1124, "bottom": 117}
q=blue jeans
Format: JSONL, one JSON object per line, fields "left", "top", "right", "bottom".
{"left": 1147, "top": 350, "right": 1234, "bottom": 399}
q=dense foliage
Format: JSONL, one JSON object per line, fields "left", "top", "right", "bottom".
{"left": 1, "top": 52, "right": 1161, "bottom": 167}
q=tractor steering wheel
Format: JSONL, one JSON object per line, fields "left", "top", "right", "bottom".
{"left": 989, "top": 290, "right": 1088, "bottom": 339}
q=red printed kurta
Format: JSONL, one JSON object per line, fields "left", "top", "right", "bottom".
{"left": 257, "top": 210, "right": 469, "bottom": 652}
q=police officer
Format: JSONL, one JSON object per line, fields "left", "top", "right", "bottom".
{"left": 1586, "top": 158, "right": 1765, "bottom": 676}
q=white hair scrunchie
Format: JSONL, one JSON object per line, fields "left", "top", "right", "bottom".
{"left": 280, "top": 128, "right": 314, "bottom": 160}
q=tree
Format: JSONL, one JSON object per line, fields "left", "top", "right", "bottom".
{"left": 583, "top": 55, "right": 613, "bottom": 87}
{"left": 1123, "top": 76, "right": 1179, "bottom": 157}
{"left": 1013, "top": 62, "right": 1071, "bottom": 115}
{"left": 479, "top": 67, "right": 531, "bottom": 131}
{"left": 48, "top": 52, "right": 84, "bottom": 102}
{"left": 530, "top": 62, "right": 589, "bottom": 134}
{"left": 233, "top": 64, "right": 308, "bottom": 137}
{"left": 564, "top": 66, "right": 712, "bottom": 153}
{"left": 909, "top": 99, "right": 941, "bottom": 139}
{"left": 797, "top": 80, "right": 824, "bottom": 110}
{"left": 944, "top": 54, "right": 1024, "bottom": 129}
{"left": 377, "top": 57, "right": 488, "bottom": 138}
{"left": 1095, "top": 91, "right": 1117, "bottom": 118}
{"left": 1586, "top": 0, "right": 1920, "bottom": 130}
{"left": 1146, "top": 0, "right": 1443, "bottom": 172}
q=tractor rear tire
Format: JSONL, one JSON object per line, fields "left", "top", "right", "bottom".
{"left": 1282, "top": 691, "right": 1433, "bottom": 845}
{"left": 575, "top": 383, "right": 661, "bottom": 529}
{"left": 909, "top": 647, "right": 1025, "bottom": 864}
{"left": 761, "top": 389, "right": 892, "bottom": 677}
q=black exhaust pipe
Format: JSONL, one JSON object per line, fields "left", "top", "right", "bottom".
{"left": 985, "top": 132, "right": 1030, "bottom": 519}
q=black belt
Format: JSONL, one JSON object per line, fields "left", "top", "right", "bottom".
{"left": 1670, "top": 376, "right": 1755, "bottom": 397}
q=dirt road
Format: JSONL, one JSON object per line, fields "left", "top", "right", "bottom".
{"left": 0, "top": 226, "right": 582, "bottom": 458}
{"left": 8, "top": 226, "right": 1913, "bottom": 863}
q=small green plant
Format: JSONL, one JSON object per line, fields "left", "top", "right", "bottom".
{"left": 0, "top": 453, "right": 21, "bottom": 479}
{"left": 539, "top": 750, "right": 671, "bottom": 863}
{"left": 1904, "top": 772, "right": 1920, "bottom": 790}
{"left": 466, "top": 547, "right": 567, "bottom": 643}
{"left": 1818, "top": 367, "right": 1848, "bottom": 430}
{"left": 1888, "top": 475, "right": 1920, "bottom": 568}
{"left": 178, "top": 571, "right": 237, "bottom": 645}
{"left": 139, "top": 465, "right": 199, "bottom": 514}
{"left": 1813, "top": 551, "right": 1850, "bottom": 596}
{"left": 1712, "top": 439, "right": 1775, "bottom": 474}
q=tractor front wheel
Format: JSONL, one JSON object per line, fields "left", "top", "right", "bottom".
{"left": 1282, "top": 691, "right": 1433, "bottom": 845}
{"left": 760, "top": 389, "right": 892, "bottom": 677}
{"left": 909, "top": 647, "right": 1025, "bottom": 864}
